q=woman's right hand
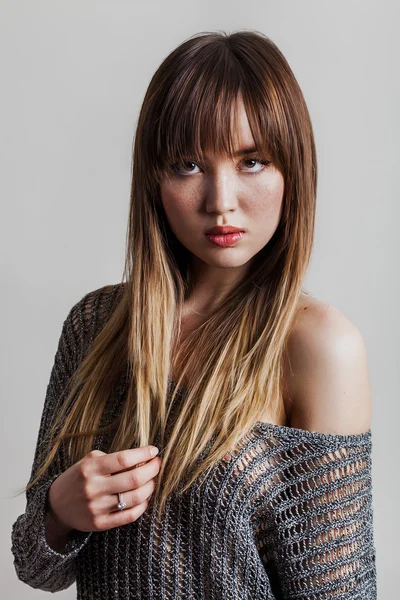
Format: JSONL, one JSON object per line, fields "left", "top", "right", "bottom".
{"left": 46, "top": 445, "right": 162, "bottom": 534}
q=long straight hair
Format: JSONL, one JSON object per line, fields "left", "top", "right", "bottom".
{"left": 22, "top": 30, "right": 317, "bottom": 522}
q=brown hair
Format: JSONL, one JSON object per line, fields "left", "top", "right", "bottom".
{"left": 21, "top": 30, "right": 317, "bottom": 522}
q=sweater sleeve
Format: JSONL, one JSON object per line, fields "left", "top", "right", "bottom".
{"left": 254, "top": 428, "right": 377, "bottom": 599}
{"left": 11, "top": 297, "right": 93, "bottom": 592}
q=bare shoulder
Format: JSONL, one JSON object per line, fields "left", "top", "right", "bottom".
{"left": 282, "top": 291, "right": 372, "bottom": 435}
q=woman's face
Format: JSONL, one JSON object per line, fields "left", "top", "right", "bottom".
{"left": 159, "top": 97, "right": 285, "bottom": 273}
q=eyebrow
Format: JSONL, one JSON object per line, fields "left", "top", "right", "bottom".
{"left": 172, "top": 146, "right": 266, "bottom": 163}
{"left": 231, "top": 146, "right": 258, "bottom": 157}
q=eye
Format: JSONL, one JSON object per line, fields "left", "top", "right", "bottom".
{"left": 168, "top": 156, "right": 272, "bottom": 177}
{"left": 240, "top": 157, "right": 272, "bottom": 174}
{"left": 169, "top": 160, "right": 201, "bottom": 176}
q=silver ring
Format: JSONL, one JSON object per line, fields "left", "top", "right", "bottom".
{"left": 117, "top": 492, "right": 127, "bottom": 511}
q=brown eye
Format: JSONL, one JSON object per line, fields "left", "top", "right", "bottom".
{"left": 241, "top": 157, "right": 272, "bottom": 174}
{"left": 170, "top": 161, "right": 200, "bottom": 176}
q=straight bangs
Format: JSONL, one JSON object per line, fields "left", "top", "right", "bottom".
{"left": 143, "top": 35, "right": 288, "bottom": 187}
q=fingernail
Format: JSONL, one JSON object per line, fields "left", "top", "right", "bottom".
{"left": 150, "top": 446, "right": 159, "bottom": 456}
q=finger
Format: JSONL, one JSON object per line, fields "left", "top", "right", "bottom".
{"left": 92, "top": 445, "right": 159, "bottom": 476}
{"left": 95, "top": 495, "right": 153, "bottom": 532}
{"left": 106, "top": 478, "right": 156, "bottom": 514}
{"left": 103, "top": 455, "right": 161, "bottom": 496}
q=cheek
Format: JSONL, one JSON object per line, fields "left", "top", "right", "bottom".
{"left": 160, "top": 174, "right": 285, "bottom": 227}
{"left": 160, "top": 186, "right": 198, "bottom": 227}
{"left": 248, "top": 179, "right": 284, "bottom": 222}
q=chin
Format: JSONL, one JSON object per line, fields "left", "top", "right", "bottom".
{"left": 194, "top": 249, "right": 252, "bottom": 269}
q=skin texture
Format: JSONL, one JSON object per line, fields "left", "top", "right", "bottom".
{"left": 160, "top": 94, "right": 372, "bottom": 435}
{"left": 284, "top": 296, "right": 372, "bottom": 435}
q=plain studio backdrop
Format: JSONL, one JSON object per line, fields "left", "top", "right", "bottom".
{"left": 1, "top": 1, "right": 398, "bottom": 597}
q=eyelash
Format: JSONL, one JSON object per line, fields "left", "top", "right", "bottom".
{"left": 169, "top": 156, "right": 272, "bottom": 176}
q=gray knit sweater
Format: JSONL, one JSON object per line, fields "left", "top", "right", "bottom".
{"left": 11, "top": 284, "right": 377, "bottom": 599}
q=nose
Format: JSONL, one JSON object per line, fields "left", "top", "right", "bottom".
{"left": 204, "top": 169, "right": 238, "bottom": 216}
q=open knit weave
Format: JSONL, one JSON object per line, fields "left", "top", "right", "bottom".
{"left": 11, "top": 284, "right": 377, "bottom": 599}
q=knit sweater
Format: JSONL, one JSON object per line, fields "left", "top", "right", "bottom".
{"left": 11, "top": 284, "right": 377, "bottom": 599}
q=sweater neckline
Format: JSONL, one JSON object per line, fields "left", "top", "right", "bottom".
{"left": 252, "top": 419, "right": 372, "bottom": 444}
{"left": 167, "top": 378, "right": 372, "bottom": 445}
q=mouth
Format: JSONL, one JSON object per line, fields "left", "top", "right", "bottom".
{"left": 205, "top": 226, "right": 245, "bottom": 235}
{"left": 205, "top": 231, "right": 245, "bottom": 247}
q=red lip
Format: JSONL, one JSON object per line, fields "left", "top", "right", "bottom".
{"left": 205, "top": 226, "right": 245, "bottom": 235}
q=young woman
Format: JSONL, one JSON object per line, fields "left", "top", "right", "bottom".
{"left": 11, "top": 30, "right": 377, "bottom": 598}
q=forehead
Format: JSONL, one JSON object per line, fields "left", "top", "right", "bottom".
{"left": 231, "top": 96, "right": 254, "bottom": 142}
{"left": 155, "top": 89, "right": 274, "bottom": 177}
{"left": 202, "top": 95, "right": 256, "bottom": 158}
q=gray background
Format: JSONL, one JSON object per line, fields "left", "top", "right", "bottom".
{"left": 2, "top": 0, "right": 398, "bottom": 597}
